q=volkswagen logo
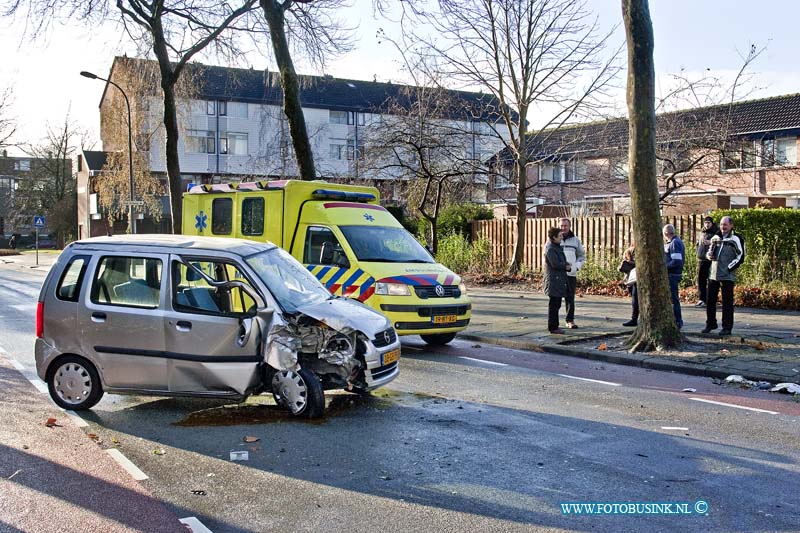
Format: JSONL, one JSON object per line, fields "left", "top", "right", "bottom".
{"left": 383, "top": 330, "right": 392, "bottom": 345}
{"left": 434, "top": 285, "right": 445, "bottom": 297}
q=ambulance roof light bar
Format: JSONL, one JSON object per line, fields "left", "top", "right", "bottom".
{"left": 311, "top": 189, "right": 376, "bottom": 202}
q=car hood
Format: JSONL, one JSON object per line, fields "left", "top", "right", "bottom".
{"left": 295, "top": 297, "right": 392, "bottom": 337}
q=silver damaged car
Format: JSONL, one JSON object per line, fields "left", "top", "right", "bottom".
{"left": 35, "top": 235, "right": 400, "bottom": 418}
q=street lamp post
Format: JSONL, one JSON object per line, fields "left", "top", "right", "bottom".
{"left": 80, "top": 70, "right": 137, "bottom": 234}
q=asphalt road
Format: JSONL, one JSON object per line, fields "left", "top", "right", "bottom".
{"left": 1, "top": 266, "right": 799, "bottom": 532}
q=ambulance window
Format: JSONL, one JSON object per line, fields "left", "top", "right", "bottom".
{"left": 212, "top": 198, "right": 232, "bottom": 234}
{"left": 241, "top": 197, "right": 264, "bottom": 236}
{"left": 304, "top": 226, "right": 346, "bottom": 267}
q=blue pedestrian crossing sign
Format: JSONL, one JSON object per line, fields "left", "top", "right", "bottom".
{"left": 33, "top": 216, "right": 45, "bottom": 228}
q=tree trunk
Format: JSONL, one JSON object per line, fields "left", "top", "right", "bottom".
{"left": 152, "top": 22, "right": 181, "bottom": 234}
{"left": 622, "top": 0, "right": 681, "bottom": 351}
{"left": 262, "top": 0, "right": 317, "bottom": 181}
{"left": 508, "top": 159, "right": 527, "bottom": 273}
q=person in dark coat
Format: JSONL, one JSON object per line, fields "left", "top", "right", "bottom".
{"left": 621, "top": 242, "right": 639, "bottom": 327}
{"left": 544, "top": 227, "right": 570, "bottom": 334}
{"left": 694, "top": 216, "right": 721, "bottom": 307}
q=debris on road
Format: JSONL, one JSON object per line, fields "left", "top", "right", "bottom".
{"left": 152, "top": 448, "right": 166, "bottom": 456}
{"left": 681, "top": 388, "right": 697, "bottom": 393}
{"left": 190, "top": 490, "right": 207, "bottom": 496}
{"left": 243, "top": 436, "right": 260, "bottom": 443}
{"left": 230, "top": 451, "right": 249, "bottom": 461}
{"left": 770, "top": 383, "right": 800, "bottom": 395}
{"left": 7, "top": 469, "right": 21, "bottom": 480}
{"left": 597, "top": 343, "right": 608, "bottom": 351}
{"left": 44, "top": 418, "right": 61, "bottom": 428}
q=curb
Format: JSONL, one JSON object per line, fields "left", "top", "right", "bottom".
{"left": 459, "top": 333, "right": 787, "bottom": 383}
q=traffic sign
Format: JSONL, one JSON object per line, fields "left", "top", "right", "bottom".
{"left": 33, "top": 216, "right": 46, "bottom": 228}
{"left": 122, "top": 200, "right": 145, "bottom": 207}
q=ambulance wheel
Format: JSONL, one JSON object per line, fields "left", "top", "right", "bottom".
{"left": 271, "top": 368, "right": 325, "bottom": 419}
{"left": 421, "top": 332, "right": 457, "bottom": 346}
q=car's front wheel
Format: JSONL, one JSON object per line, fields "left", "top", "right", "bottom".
{"left": 271, "top": 368, "right": 325, "bottom": 419}
{"left": 46, "top": 355, "right": 104, "bottom": 410}
{"left": 420, "top": 332, "right": 457, "bottom": 346}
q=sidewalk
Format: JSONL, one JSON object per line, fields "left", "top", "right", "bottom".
{"left": 0, "top": 356, "right": 186, "bottom": 532}
{"left": 464, "top": 288, "right": 800, "bottom": 384}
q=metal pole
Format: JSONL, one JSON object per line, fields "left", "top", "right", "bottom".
{"left": 35, "top": 227, "right": 39, "bottom": 266}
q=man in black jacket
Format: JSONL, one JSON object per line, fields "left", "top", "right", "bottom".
{"left": 694, "top": 216, "right": 721, "bottom": 307}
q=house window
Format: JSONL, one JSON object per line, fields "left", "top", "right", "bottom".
{"left": 563, "top": 161, "right": 586, "bottom": 182}
{"left": 347, "top": 112, "right": 365, "bottom": 126}
{"left": 14, "top": 160, "right": 30, "bottom": 171}
{"left": 723, "top": 140, "right": 757, "bottom": 170}
{"left": 206, "top": 100, "right": 216, "bottom": 115}
{"left": 218, "top": 101, "right": 227, "bottom": 116}
{"left": 539, "top": 163, "right": 559, "bottom": 183}
{"left": 186, "top": 130, "right": 215, "bottom": 154}
{"left": 227, "top": 102, "right": 248, "bottom": 118}
{"left": 330, "top": 142, "right": 346, "bottom": 160}
{"left": 330, "top": 110, "right": 348, "bottom": 124}
{"left": 612, "top": 161, "right": 629, "bottom": 180}
{"left": 347, "top": 139, "right": 365, "bottom": 160}
{"left": 220, "top": 133, "right": 248, "bottom": 156}
{"left": 777, "top": 138, "right": 797, "bottom": 166}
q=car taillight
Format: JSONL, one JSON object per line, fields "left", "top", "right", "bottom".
{"left": 36, "top": 301, "right": 44, "bottom": 338}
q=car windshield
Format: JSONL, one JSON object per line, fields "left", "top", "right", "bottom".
{"left": 339, "top": 225, "right": 434, "bottom": 263}
{"left": 245, "top": 248, "right": 331, "bottom": 313}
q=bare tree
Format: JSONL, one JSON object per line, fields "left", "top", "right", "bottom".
{"left": 622, "top": 0, "right": 680, "bottom": 351}
{"left": 408, "top": 0, "right": 619, "bottom": 273}
{"left": 4, "top": 0, "right": 265, "bottom": 233}
{"left": 0, "top": 86, "right": 15, "bottom": 149}
{"left": 13, "top": 115, "right": 87, "bottom": 245}
{"left": 259, "top": 0, "right": 354, "bottom": 181}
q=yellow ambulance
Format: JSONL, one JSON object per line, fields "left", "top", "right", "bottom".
{"left": 182, "top": 180, "right": 470, "bottom": 344}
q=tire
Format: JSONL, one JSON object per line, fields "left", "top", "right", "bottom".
{"left": 421, "top": 332, "right": 457, "bottom": 346}
{"left": 46, "top": 355, "right": 104, "bottom": 410}
{"left": 271, "top": 368, "right": 325, "bottom": 419}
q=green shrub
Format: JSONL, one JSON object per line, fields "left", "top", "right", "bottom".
{"left": 437, "top": 203, "right": 494, "bottom": 238}
{"left": 435, "top": 233, "right": 494, "bottom": 274}
{"left": 577, "top": 257, "right": 620, "bottom": 288}
{"left": 710, "top": 207, "right": 800, "bottom": 262}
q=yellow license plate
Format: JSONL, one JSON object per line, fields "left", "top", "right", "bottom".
{"left": 433, "top": 315, "right": 457, "bottom": 324}
{"left": 382, "top": 348, "right": 400, "bottom": 365}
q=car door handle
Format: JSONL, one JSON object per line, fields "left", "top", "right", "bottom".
{"left": 91, "top": 312, "right": 107, "bottom": 323}
{"left": 176, "top": 320, "right": 192, "bottom": 332}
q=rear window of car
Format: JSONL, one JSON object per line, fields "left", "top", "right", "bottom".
{"left": 56, "top": 256, "right": 89, "bottom": 302}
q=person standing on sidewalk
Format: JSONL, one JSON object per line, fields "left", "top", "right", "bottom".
{"left": 663, "top": 224, "right": 685, "bottom": 329}
{"left": 703, "top": 216, "right": 745, "bottom": 336}
{"left": 544, "top": 227, "right": 571, "bottom": 334}
{"left": 621, "top": 242, "right": 639, "bottom": 327}
{"left": 559, "top": 218, "right": 586, "bottom": 329}
{"left": 694, "top": 216, "right": 721, "bottom": 307}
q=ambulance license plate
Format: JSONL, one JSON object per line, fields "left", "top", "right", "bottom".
{"left": 382, "top": 348, "right": 400, "bottom": 365}
{"left": 433, "top": 315, "right": 457, "bottom": 324}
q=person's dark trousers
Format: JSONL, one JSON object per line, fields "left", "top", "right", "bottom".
{"left": 628, "top": 284, "right": 639, "bottom": 321}
{"left": 565, "top": 277, "right": 577, "bottom": 322}
{"left": 706, "top": 279, "right": 735, "bottom": 331}
{"left": 668, "top": 274, "right": 683, "bottom": 328}
{"left": 548, "top": 297, "right": 562, "bottom": 332}
{"left": 697, "top": 259, "right": 711, "bottom": 302}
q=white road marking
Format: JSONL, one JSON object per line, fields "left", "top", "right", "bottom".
{"left": 65, "top": 410, "right": 89, "bottom": 428}
{"left": 689, "top": 397, "right": 779, "bottom": 415}
{"left": 403, "top": 346, "right": 424, "bottom": 352}
{"left": 179, "top": 517, "right": 214, "bottom": 533}
{"left": 459, "top": 356, "right": 508, "bottom": 367}
{"left": 8, "top": 358, "right": 25, "bottom": 371}
{"left": 661, "top": 426, "right": 690, "bottom": 431}
{"left": 105, "top": 449, "right": 149, "bottom": 480}
{"left": 557, "top": 374, "right": 621, "bottom": 387}
{"left": 28, "top": 378, "right": 48, "bottom": 394}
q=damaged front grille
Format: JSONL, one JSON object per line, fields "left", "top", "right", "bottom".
{"left": 372, "top": 328, "right": 397, "bottom": 348}
{"left": 369, "top": 361, "right": 398, "bottom": 381}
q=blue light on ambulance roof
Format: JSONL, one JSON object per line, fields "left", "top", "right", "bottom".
{"left": 311, "top": 189, "right": 376, "bottom": 202}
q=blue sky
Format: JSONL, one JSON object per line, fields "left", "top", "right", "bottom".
{"left": 1, "top": 0, "right": 798, "bottom": 154}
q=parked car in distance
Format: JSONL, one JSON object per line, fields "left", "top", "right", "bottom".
{"left": 27, "top": 239, "right": 58, "bottom": 249}
{"left": 35, "top": 235, "right": 400, "bottom": 418}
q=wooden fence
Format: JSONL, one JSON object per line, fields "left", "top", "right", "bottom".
{"left": 472, "top": 214, "right": 705, "bottom": 271}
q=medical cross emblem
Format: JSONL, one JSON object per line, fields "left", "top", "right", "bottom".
{"left": 363, "top": 213, "right": 375, "bottom": 222}
{"left": 195, "top": 211, "right": 208, "bottom": 232}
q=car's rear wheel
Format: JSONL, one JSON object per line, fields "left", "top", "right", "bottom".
{"left": 420, "top": 332, "right": 457, "bottom": 346}
{"left": 46, "top": 355, "right": 104, "bottom": 410}
{"left": 271, "top": 368, "right": 325, "bottom": 419}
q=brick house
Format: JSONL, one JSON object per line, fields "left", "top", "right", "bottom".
{"left": 488, "top": 93, "right": 800, "bottom": 216}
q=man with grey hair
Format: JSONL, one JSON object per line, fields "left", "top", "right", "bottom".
{"left": 703, "top": 216, "right": 745, "bottom": 336}
{"left": 559, "top": 218, "right": 586, "bottom": 328}
{"left": 663, "top": 223, "right": 685, "bottom": 329}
